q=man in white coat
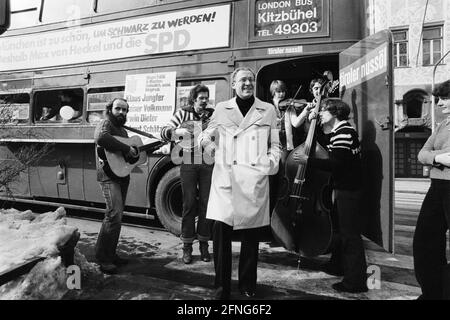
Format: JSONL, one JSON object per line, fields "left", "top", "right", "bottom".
{"left": 200, "top": 67, "right": 280, "bottom": 299}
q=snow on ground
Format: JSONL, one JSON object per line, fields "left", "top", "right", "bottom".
{"left": 0, "top": 207, "right": 77, "bottom": 273}
{"left": 0, "top": 257, "right": 68, "bottom": 299}
{"left": 0, "top": 207, "right": 98, "bottom": 300}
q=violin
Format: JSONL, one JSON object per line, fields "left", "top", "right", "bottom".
{"left": 278, "top": 99, "right": 308, "bottom": 111}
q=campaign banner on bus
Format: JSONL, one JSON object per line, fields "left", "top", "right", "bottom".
{"left": 124, "top": 72, "right": 176, "bottom": 139}
{"left": 0, "top": 4, "right": 230, "bottom": 71}
{"left": 250, "top": 0, "right": 329, "bottom": 41}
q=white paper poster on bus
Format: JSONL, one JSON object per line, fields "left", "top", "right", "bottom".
{"left": 0, "top": 4, "right": 231, "bottom": 71}
{"left": 124, "top": 72, "right": 176, "bottom": 140}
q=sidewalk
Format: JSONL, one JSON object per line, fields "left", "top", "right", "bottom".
{"left": 66, "top": 217, "right": 420, "bottom": 300}
{"left": 395, "top": 178, "right": 430, "bottom": 194}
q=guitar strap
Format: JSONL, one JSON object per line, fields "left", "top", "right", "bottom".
{"left": 123, "top": 125, "right": 158, "bottom": 140}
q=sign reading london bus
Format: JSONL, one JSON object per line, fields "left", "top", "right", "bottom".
{"left": 0, "top": 4, "right": 230, "bottom": 71}
{"left": 250, "top": 0, "right": 329, "bottom": 41}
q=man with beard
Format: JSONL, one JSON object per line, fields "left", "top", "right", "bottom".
{"left": 161, "top": 84, "right": 214, "bottom": 264}
{"left": 94, "top": 98, "right": 139, "bottom": 274}
{"left": 200, "top": 67, "right": 280, "bottom": 299}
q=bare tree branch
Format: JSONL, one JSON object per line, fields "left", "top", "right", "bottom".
{"left": 1, "top": 97, "right": 52, "bottom": 206}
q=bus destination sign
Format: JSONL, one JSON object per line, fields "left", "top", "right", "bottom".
{"left": 251, "top": 0, "right": 329, "bottom": 41}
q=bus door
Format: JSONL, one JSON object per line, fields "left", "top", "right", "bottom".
{"left": 339, "top": 30, "right": 394, "bottom": 253}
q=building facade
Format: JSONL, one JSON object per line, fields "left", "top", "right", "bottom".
{"left": 369, "top": 0, "right": 450, "bottom": 177}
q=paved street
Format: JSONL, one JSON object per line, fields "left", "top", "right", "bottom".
{"left": 394, "top": 178, "right": 429, "bottom": 256}
{"left": 66, "top": 215, "right": 422, "bottom": 300}
{"left": 62, "top": 178, "right": 436, "bottom": 300}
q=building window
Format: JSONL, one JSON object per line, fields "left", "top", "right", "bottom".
{"left": 422, "top": 26, "right": 443, "bottom": 66}
{"left": 392, "top": 30, "right": 408, "bottom": 67}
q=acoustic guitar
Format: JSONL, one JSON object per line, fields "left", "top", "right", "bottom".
{"left": 104, "top": 135, "right": 166, "bottom": 177}
{"left": 176, "top": 119, "right": 210, "bottom": 151}
{"left": 175, "top": 108, "right": 214, "bottom": 151}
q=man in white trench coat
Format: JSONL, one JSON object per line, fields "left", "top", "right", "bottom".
{"left": 200, "top": 67, "right": 281, "bottom": 299}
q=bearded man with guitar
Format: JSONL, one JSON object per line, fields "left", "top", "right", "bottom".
{"left": 94, "top": 98, "right": 140, "bottom": 274}
{"left": 161, "top": 84, "right": 214, "bottom": 264}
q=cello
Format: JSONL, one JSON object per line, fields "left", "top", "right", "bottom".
{"left": 271, "top": 82, "right": 333, "bottom": 257}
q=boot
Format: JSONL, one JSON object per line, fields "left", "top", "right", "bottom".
{"left": 182, "top": 243, "right": 193, "bottom": 264}
{"left": 199, "top": 241, "right": 211, "bottom": 262}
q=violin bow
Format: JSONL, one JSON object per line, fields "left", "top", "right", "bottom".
{"left": 291, "top": 85, "right": 303, "bottom": 101}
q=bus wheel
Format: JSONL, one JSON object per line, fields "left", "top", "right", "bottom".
{"left": 155, "top": 166, "right": 182, "bottom": 236}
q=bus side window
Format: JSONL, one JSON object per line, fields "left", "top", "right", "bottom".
{"left": 41, "top": 0, "right": 92, "bottom": 24}
{"left": 0, "top": 93, "right": 30, "bottom": 125}
{"left": 87, "top": 87, "right": 124, "bottom": 125}
{"left": 34, "top": 89, "right": 83, "bottom": 123}
{"left": 9, "top": 0, "right": 39, "bottom": 30}
{"left": 175, "top": 79, "right": 227, "bottom": 111}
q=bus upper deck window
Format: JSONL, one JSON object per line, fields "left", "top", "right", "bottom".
{"left": 0, "top": 93, "right": 30, "bottom": 125}
{"left": 34, "top": 89, "right": 83, "bottom": 123}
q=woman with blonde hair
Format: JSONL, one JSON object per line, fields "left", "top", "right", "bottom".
{"left": 270, "top": 80, "right": 312, "bottom": 152}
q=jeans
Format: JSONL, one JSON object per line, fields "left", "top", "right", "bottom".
{"left": 413, "top": 179, "right": 450, "bottom": 299}
{"left": 330, "top": 189, "right": 367, "bottom": 288}
{"left": 95, "top": 178, "right": 129, "bottom": 263}
{"left": 180, "top": 164, "right": 213, "bottom": 244}
{"left": 213, "top": 221, "right": 260, "bottom": 299}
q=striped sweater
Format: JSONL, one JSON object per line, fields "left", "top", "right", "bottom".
{"left": 160, "top": 106, "right": 214, "bottom": 141}
{"left": 311, "top": 121, "right": 362, "bottom": 190}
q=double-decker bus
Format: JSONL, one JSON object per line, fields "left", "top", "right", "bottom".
{"left": 0, "top": 0, "right": 395, "bottom": 252}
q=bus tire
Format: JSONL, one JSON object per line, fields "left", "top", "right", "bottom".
{"left": 155, "top": 166, "right": 182, "bottom": 236}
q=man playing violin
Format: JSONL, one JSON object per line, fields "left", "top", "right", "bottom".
{"left": 161, "top": 84, "right": 214, "bottom": 264}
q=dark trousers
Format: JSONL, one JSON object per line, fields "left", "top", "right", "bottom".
{"left": 413, "top": 179, "right": 450, "bottom": 300}
{"left": 95, "top": 178, "right": 129, "bottom": 263}
{"left": 180, "top": 164, "right": 213, "bottom": 244}
{"left": 329, "top": 189, "right": 367, "bottom": 288}
{"left": 212, "top": 221, "right": 260, "bottom": 299}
